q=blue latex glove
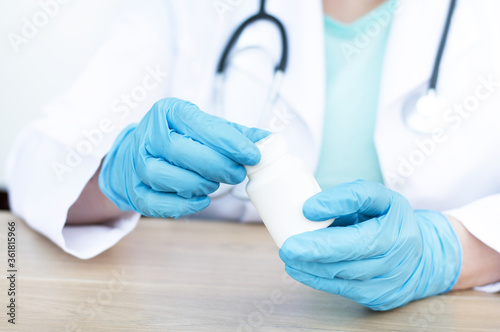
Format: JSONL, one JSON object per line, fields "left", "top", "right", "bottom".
{"left": 279, "top": 180, "right": 462, "bottom": 311}
{"left": 99, "top": 98, "right": 269, "bottom": 218}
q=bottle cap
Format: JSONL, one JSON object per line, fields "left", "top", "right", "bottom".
{"left": 245, "top": 133, "right": 289, "bottom": 175}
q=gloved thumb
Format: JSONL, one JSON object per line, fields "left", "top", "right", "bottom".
{"left": 303, "top": 180, "right": 393, "bottom": 221}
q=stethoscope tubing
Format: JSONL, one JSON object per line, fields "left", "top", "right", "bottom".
{"left": 216, "top": 0, "right": 288, "bottom": 75}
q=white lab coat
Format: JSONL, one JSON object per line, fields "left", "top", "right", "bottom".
{"left": 6, "top": 0, "right": 500, "bottom": 289}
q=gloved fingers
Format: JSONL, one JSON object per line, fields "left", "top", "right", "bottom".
{"left": 303, "top": 180, "right": 393, "bottom": 222}
{"left": 147, "top": 131, "right": 247, "bottom": 185}
{"left": 285, "top": 265, "right": 398, "bottom": 311}
{"left": 280, "top": 250, "right": 398, "bottom": 281}
{"left": 133, "top": 183, "right": 211, "bottom": 218}
{"left": 284, "top": 265, "right": 361, "bottom": 299}
{"left": 135, "top": 156, "right": 219, "bottom": 198}
{"left": 280, "top": 219, "right": 395, "bottom": 263}
{"left": 163, "top": 98, "right": 263, "bottom": 166}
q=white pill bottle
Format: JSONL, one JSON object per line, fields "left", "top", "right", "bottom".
{"left": 244, "top": 133, "right": 333, "bottom": 248}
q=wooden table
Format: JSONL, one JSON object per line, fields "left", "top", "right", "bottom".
{"left": 0, "top": 211, "right": 499, "bottom": 332}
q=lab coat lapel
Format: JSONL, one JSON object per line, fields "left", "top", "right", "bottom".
{"left": 218, "top": 0, "right": 326, "bottom": 167}
{"left": 376, "top": 0, "right": 482, "bottom": 192}
{"left": 266, "top": 0, "right": 326, "bottom": 157}
{"left": 378, "top": 0, "right": 450, "bottom": 110}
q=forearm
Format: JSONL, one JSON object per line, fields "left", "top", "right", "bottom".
{"left": 66, "top": 162, "right": 133, "bottom": 225}
{"left": 447, "top": 215, "right": 500, "bottom": 290}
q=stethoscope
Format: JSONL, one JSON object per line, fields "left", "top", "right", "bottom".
{"left": 213, "top": 0, "right": 288, "bottom": 200}
{"left": 212, "top": 0, "right": 457, "bottom": 199}
{"left": 214, "top": 0, "right": 288, "bottom": 127}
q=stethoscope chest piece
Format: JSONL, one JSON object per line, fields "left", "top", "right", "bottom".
{"left": 403, "top": 90, "right": 451, "bottom": 135}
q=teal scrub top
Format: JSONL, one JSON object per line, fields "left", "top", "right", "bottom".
{"left": 315, "top": 1, "right": 395, "bottom": 189}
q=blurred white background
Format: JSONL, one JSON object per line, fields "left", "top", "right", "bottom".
{"left": 0, "top": 0, "right": 119, "bottom": 189}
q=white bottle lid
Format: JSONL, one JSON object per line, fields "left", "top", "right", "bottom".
{"left": 245, "top": 133, "right": 289, "bottom": 176}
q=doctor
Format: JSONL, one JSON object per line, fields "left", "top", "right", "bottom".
{"left": 6, "top": 0, "right": 500, "bottom": 311}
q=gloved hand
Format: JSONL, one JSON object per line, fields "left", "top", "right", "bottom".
{"left": 99, "top": 98, "right": 269, "bottom": 218}
{"left": 279, "top": 180, "right": 462, "bottom": 311}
